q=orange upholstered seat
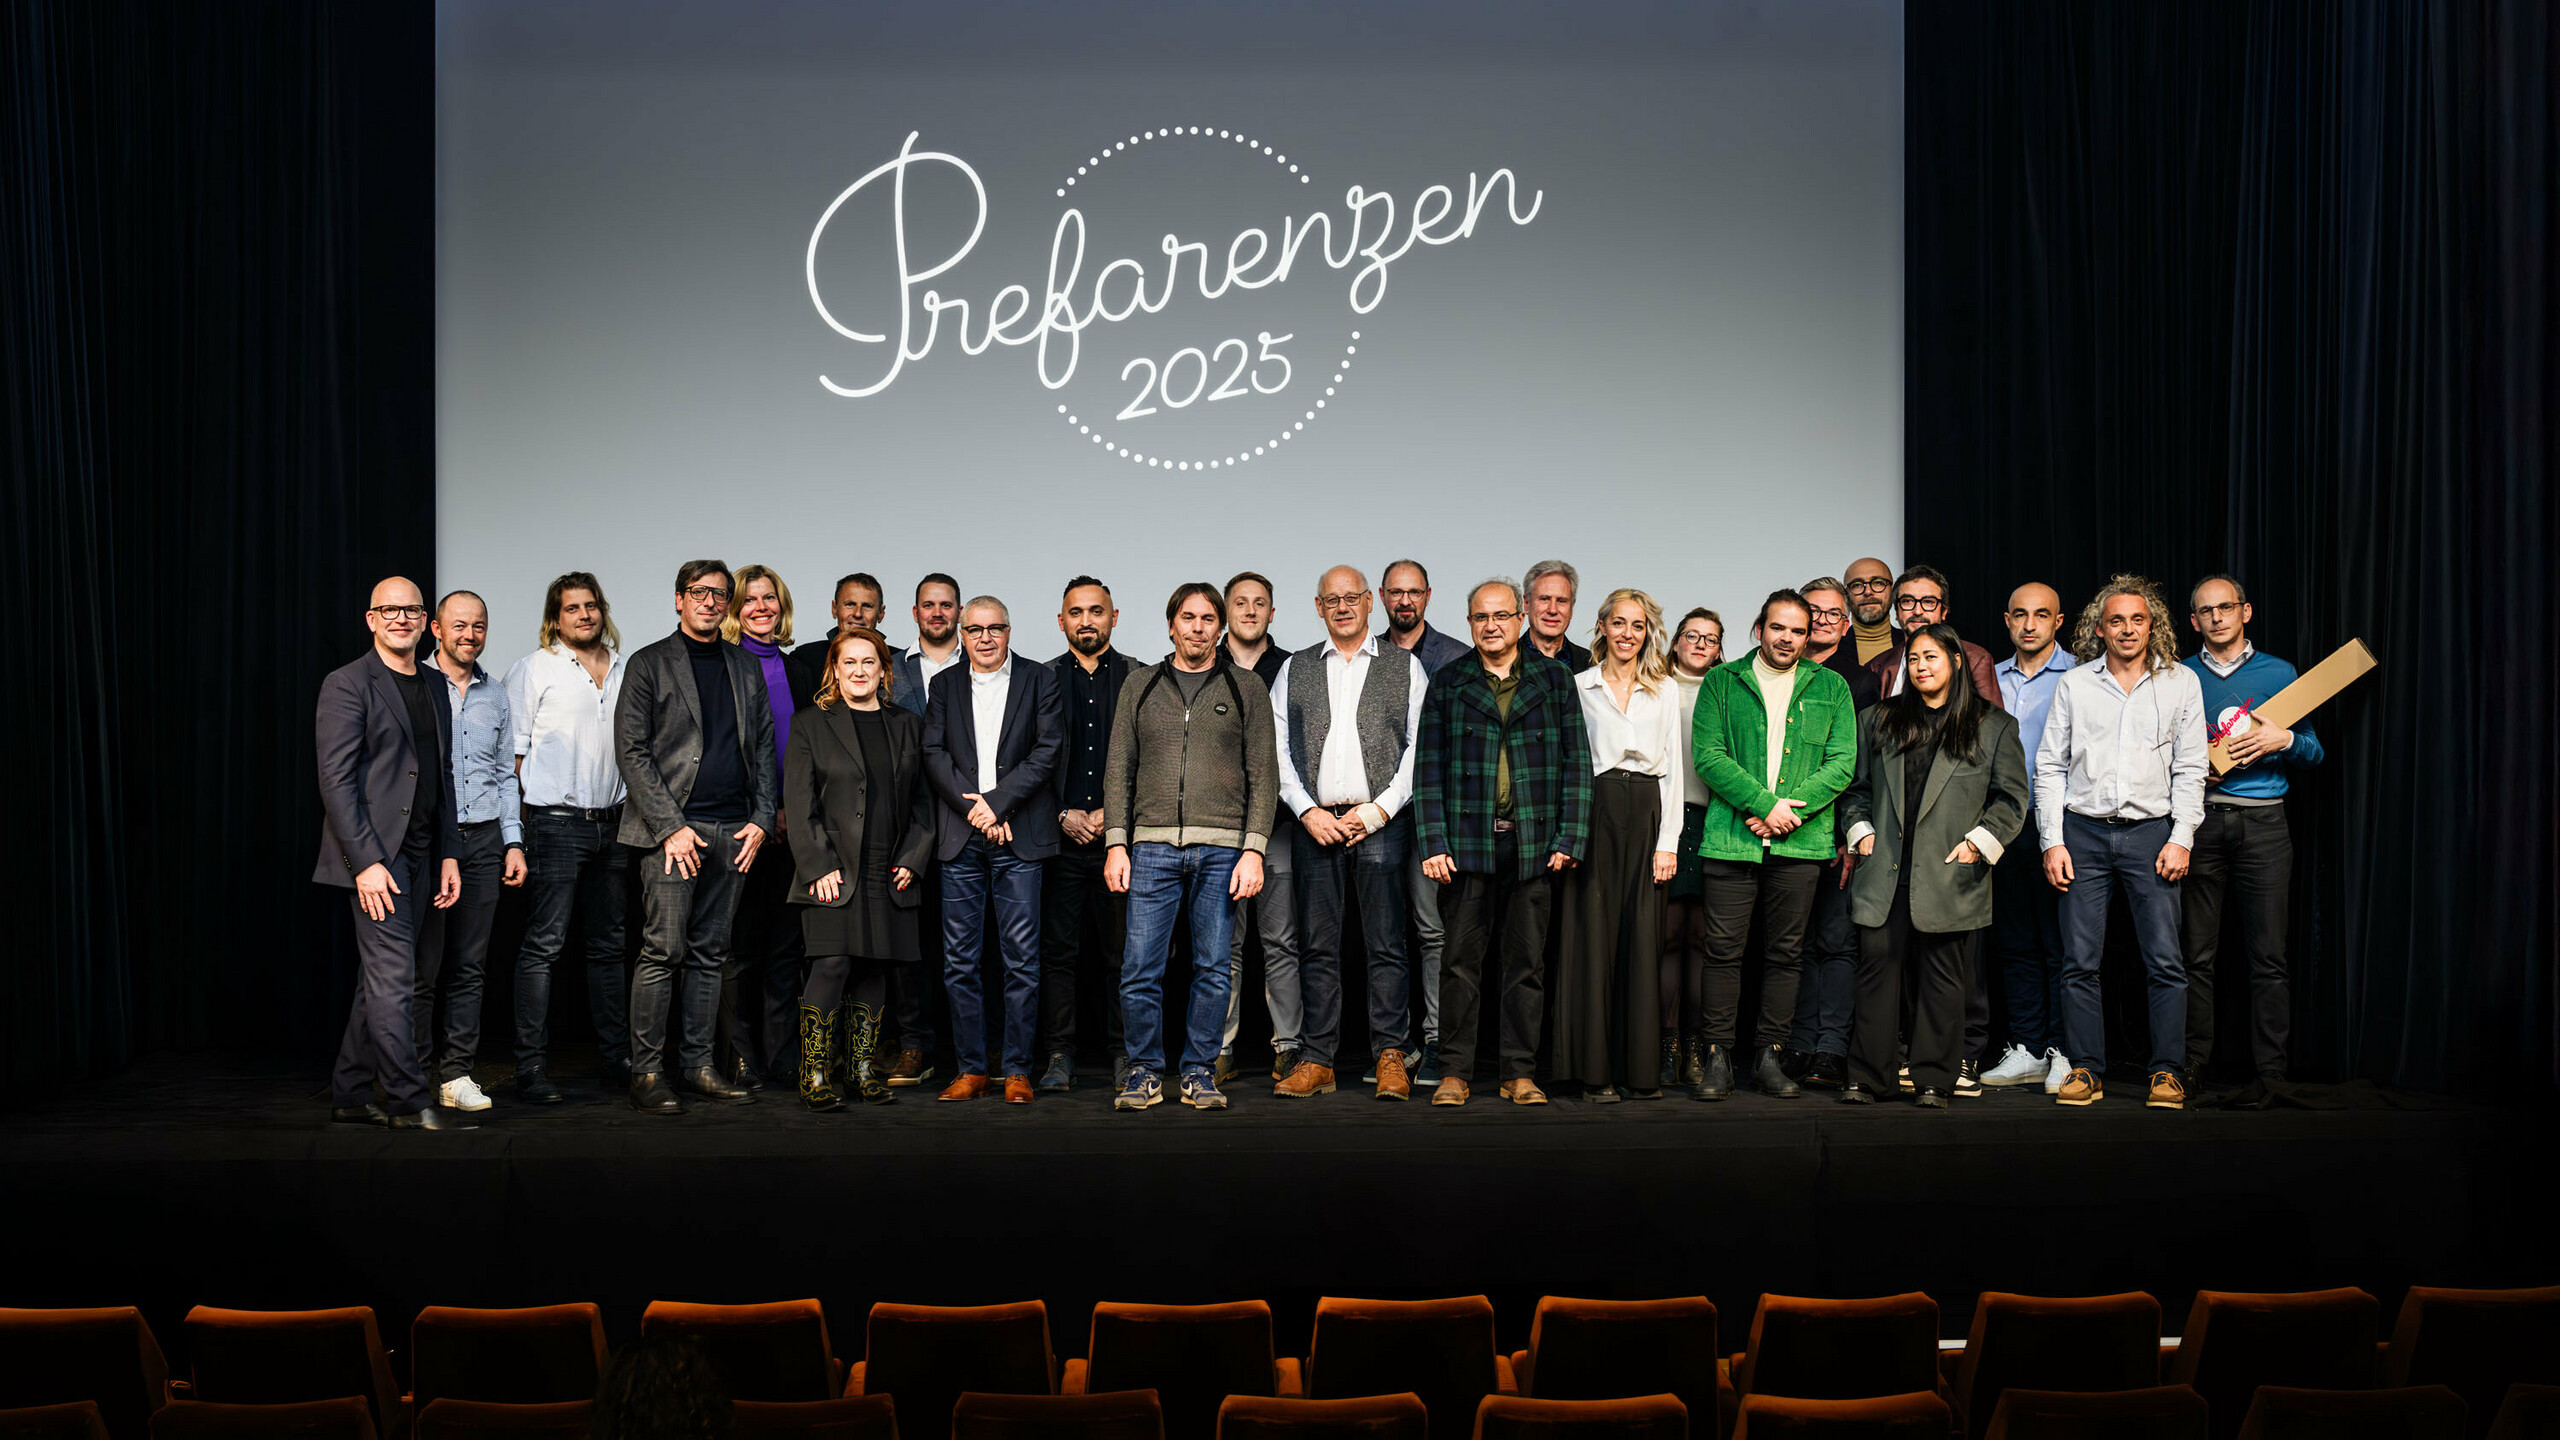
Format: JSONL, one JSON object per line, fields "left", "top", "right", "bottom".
{"left": 2168, "top": 1289, "right": 2381, "bottom": 1440}
{"left": 954, "top": 1389, "right": 1165, "bottom": 1440}
{"left": 1953, "top": 1292, "right": 2164, "bottom": 1439}
{"left": 1511, "top": 1297, "right": 1729, "bottom": 1436}
{"left": 2386, "top": 1287, "right": 2560, "bottom": 1436}
{"left": 1472, "top": 1393, "right": 1688, "bottom": 1439}
{"left": 1731, "top": 1391, "right": 1951, "bottom": 1437}
{"left": 410, "top": 1306, "right": 608, "bottom": 1408}
{"left": 1984, "top": 1385, "right": 2209, "bottom": 1440}
{"left": 848, "top": 1302, "right": 1056, "bottom": 1440}
{"left": 2485, "top": 1384, "right": 2560, "bottom": 1440}
{"left": 730, "top": 1396, "right": 900, "bottom": 1440}
{"left": 1735, "top": 1296, "right": 1941, "bottom": 1404}
{"left": 411, "top": 1400, "right": 588, "bottom": 1440}
{"left": 0, "top": 1402, "right": 112, "bottom": 1440}
{"left": 641, "top": 1300, "right": 840, "bottom": 1402}
{"left": 1302, "top": 1297, "right": 1517, "bottom": 1440}
{"left": 0, "top": 1308, "right": 170, "bottom": 1440}
{"left": 1064, "top": 1302, "right": 1297, "bottom": 1440}
{"left": 1215, "top": 1393, "right": 1429, "bottom": 1440}
{"left": 180, "top": 1308, "right": 402, "bottom": 1440}
{"left": 2235, "top": 1384, "right": 2466, "bottom": 1439}
{"left": 149, "top": 1398, "right": 378, "bottom": 1440}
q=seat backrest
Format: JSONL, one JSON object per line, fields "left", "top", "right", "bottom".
{"left": 1957, "top": 1293, "right": 2164, "bottom": 1440}
{"left": 1214, "top": 1393, "right": 1427, "bottom": 1440}
{"left": 411, "top": 1306, "right": 608, "bottom": 1407}
{"left": 2171, "top": 1290, "right": 2381, "bottom": 1440}
{"left": 1086, "top": 1302, "right": 1277, "bottom": 1440}
{"left": 1983, "top": 1385, "right": 2210, "bottom": 1440}
{"left": 1731, "top": 1391, "right": 1952, "bottom": 1438}
{"left": 1524, "top": 1297, "right": 1720, "bottom": 1422}
{"left": 0, "top": 1309, "right": 170, "bottom": 1440}
{"left": 2387, "top": 1286, "right": 2560, "bottom": 1433}
{"left": 1474, "top": 1393, "right": 1687, "bottom": 1440}
{"left": 180, "top": 1309, "right": 399, "bottom": 1440}
{"left": 0, "top": 1401, "right": 112, "bottom": 1440}
{"left": 2484, "top": 1383, "right": 2560, "bottom": 1440}
{"left": 864, "top": 1302, "right": 1055, "bottom": 1440}
{"left": 1306, "top": 1297, "right": 1501, "bottom": 1440}
{"left": 2235, "top": 1384, "right": 2466, "bottom": 1440}
{"left": 412, "top": 1400, "right": 590, "bottom": 1440}
{"left": 149, "top": 1398, "right": 378, "bottom": 1440}
{"left": 954, "top": 1389, "right": 1164, "bottom": 1440}
{"left": 641, "top": 1300, "right": 836, "bottom": 1403}
{"left": 1744, "top": 1295, "right": 1941, "bottom": 1401}
{"left": 731, "top": 1397, "right": 900, "bottom": 1440}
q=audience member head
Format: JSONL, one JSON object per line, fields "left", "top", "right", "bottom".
{"left": 589, "top": 1336, "right": 732, "bottom": 1440}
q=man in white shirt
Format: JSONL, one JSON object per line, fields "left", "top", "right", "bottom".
{"left": 503, "top": 572, "right": 633, "bottom": 1104}
{"left": 1269, "top": 566, "right": 1431, "bottom": 1101}
{"left": 892, "top": 572, "right": 966, "bottom": 717}
{"left": 2035, "top": 574, "right": 2208, "bottom": 1111}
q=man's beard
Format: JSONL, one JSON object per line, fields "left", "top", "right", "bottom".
{"left": 1853, "top": 603, "right": 1887, "bottom": 626}
{"left": 921, "top": 620, "right": 955, "bottom": 644}
{"left": 1070, "top": 628, "right": 1108, "bottom": 656}
{"left": 1387, "top": 608, "right": 1421, "bottom": 635}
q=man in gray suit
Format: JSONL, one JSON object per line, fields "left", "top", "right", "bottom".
{"left": 615, "top": 559, "right": 778, "bottom": 1114}
{"left": 314, "top": 576, "right": 471, "bottom": 1130}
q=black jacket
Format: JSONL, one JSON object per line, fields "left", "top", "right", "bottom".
{"left": 313, "top": 651, "right": 463, "bottom": 885}
{"left": 782, "top": 702, "right": 938, "bottom": 911}
{"left": 922, "top": 656, "right": 1066, "bottom": 861}
{"left": 613, "top": 630, "right": 780, "bottom": 848}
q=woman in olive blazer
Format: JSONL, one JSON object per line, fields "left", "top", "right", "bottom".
{"left": 1838, "top": 624, "right": 2030, "bottom": 1106}
{"left": 782, "top": 626, "right": 937, "bottom": 1109}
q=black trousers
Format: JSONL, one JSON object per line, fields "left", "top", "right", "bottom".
{"left": 888, "top": 884, "right": 943, "bottom": 1055}
{"left": 1697, "top": 855, "right": 1823, "bottom": 1048}
{"left": 413, "top": 820, "right": 507, "bottom": 1082}
{"left": 334, "top": 838, "right": 441, "bottom": 1113}
{"left": 1438, "top": 859, "right": 1553, "bottom": 1082}
{"left": 723, "top": 829, "right": 804, "bottom": 1078}
{"left": 630, "top": 820, "right": 750, "bottom": 1073}
{"left": 2181, "top": 800, "right": 2295, "bottom": 1077}
{"left": 1851, "top": 885, "right": 1975, "bottom": 1094}
{"left": 1038, "top": 839, "right": 1125, "bottom": 1060}
{"left": 513, "top": 807, "right": 631, "bottom": 1072}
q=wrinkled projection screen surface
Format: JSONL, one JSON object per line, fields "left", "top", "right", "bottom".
{"left": 437, "top": 1, "right": 1903, "bottom": 652}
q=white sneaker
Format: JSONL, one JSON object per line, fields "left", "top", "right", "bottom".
{"left": 439, "top": 1076, "right": 494, "bottom": 1112}
{"left": 2042, "top": 1048, "right": 2071, "bottom": 1095}
{"left": 1981, "top": 1044, "right": 2046, "bottom": 1087}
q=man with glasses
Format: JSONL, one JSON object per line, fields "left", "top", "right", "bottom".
{"left": 412, "top": 590, "right": 527, "bottom": 1113}
{"left": 1843, "top": 557, "right": 1899, "bottom": 666}
{"left": 615, "top": 559, "right": 776, "bottom": 1114}
{"left": 1380, "top": 558, "right": 1467, "bottom": 1083}
{"left": 1867, "top": 564, "right": 2002, "bottom": 707}
{"left": 923, "top": 595, "right": 1064, "bottom": 1103}
{"left": 1783, "top": 577, "right": 1879, "bottom": 1089}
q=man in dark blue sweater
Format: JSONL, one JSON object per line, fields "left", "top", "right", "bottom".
{"left": 2181, "top": 575, "right": 2325, "bottom": 1082}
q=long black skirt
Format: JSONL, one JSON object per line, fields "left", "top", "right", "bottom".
{"left": 1551, "top": 770, "right": 1667, "bottom": 1088}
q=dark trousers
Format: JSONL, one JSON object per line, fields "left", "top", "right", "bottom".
{"left": 723, "top": 829, "right": 804, "bottom": 1078}
{"left": 1039, "top": 839, "right": 1125, "bottom": 1060}
{"left": 2181, "top": 800, "right": 2295, "bottom": 1077}
{"left": 942, "top": 836, "right": 1043, "bottom": 1077}
{"left": 1438, "top": 858, "right": 1553, "bottom": 1082}
{"left": 2059, "top": 812, "right": 2187, "bottom": 1076}
{"left": 1698, "top": 854, "right": 1823, "bottom": 1048}
{"left": 413, "top": 820, "right": 506, "bottom": 1082}
{"left": 890, "top": 888, "right": 941, "bottom": 1054}
{"left": 630, "top": 819, "right": 751, "bottom": 1073}
{"left": 1786, "top": 858, "right": 1857, "bottom": 1056}
{"left": 1992, "top": 838, "right": 2066, "bottom": 1056}
{"left": 1293, "top": 812, "right": 1414, "bottom": 1068}
{"left": 514, "top": 808, "right": 631, "bottom": 1071}
{"left": 1852, "top": 886, "right": 1975, "bottom": 1094}
{"left": 334, "top": 839, "right": 442, "bottom": 1113}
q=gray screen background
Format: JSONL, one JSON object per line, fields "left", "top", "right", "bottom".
{"left": 438, "top": 0, "right": 1902, "bottom": 662}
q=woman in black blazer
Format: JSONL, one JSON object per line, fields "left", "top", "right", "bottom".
{"left": 782, "top": 626, "right": 937, "bottom": 1109}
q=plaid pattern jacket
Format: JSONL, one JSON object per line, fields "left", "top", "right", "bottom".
{"left": 1414, "top": 648, "right": 1593, "bottom": 876}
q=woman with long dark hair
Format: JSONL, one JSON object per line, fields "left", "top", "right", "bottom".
{"left": 1837, "top": 623, "right": 2029, "bottom": 1106}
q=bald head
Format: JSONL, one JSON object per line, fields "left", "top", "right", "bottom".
{"left": 1844, "top": 556, "right": 1894, "bottom": 626}
{"left": 2003, "top": 581, "right": 2066, "bottom": 663}
{"left": 365, "top": 576, "right": 428, "bottom": 661}
{"left": 1317, "top": 564, "right": 1374, "bottom": 646}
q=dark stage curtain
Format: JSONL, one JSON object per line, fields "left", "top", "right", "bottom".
{"left": 2, "top": 1, "right": 433, "bottom": 1099}
{"left": 1909, "top": 0, "right": 2556, "bottom": 1091}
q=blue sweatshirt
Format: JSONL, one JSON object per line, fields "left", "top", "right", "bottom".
{"left": 2183, "top": 647, "right": 2324, "bottom": 800}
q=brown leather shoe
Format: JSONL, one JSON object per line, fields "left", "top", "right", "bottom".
{"left": 2146, "top": 1070, "right": 2186, "bottom": 1110}
{"left": 1003, "top": 1074, "right": 1034, "bottom": 1105}
{"left": 1499, "top": 1077, "right": 1550, "bottom": 1106}
{"left": 937, "top": 1073, "right": 992, "bottom": 1102}
{"left": 1273, "top": 1060, "right": 1336, "bottom": 1098}
{"left": 1374, "top": 1049, "right": 1412, "bottom": 1102}
{"left": 2056, "top": 1067, "right": 2103, "bottom": 1106}
{"left": 1431, "top": 1076, "right": 1471, "bottom": 1106}
{"left": 886, "top": 1049, "right": 933, "bottom": 1086}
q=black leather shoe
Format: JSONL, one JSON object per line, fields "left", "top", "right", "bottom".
{"left": 1913, "top": 1087, "right": 1950, "bottom": 1109}
{"left": 726, "top": 1054, "right": 764, "bottom": 1095}
{"left": 1801, "top": 1052, "right": 1848, "bottom": 1089}
{"left": 1585, "top": 1084, "right": 1623, "bottom": 1105}
{"left": 1693, "top": 1044, "right": 1734, "bottom": 1101}
{"left": 682, "top": 1065, "right": 755, "bottom": 1104}
{"left": 515, "top": 1068, "right": 565, "bottom": 1105}
{"left": 1838, "top": 1084, "right": 1878, "bottom": 1104}
{"left": 1754, "top": 1046, "right": 1803, "bottom": 1098}
{"left": 330, "top": 1104, "right": 389, "bottom": 1127}
{"left": 387, "top": 1106, "right": 478, "bottom": 1130}
{"left": 629, "top": 1071, "right": 683, "bottom": 1114}
{"left": 1779, "top": 1047, "right": 1811, "bottom": 1081}
{"left": 1037, "top": 1053, "right": 1075, "bottom": 1093}
{"left": 602, "top": 1060, "right": 633, "bottom": 1090}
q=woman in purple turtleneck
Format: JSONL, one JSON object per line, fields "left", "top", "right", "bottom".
{"left": 722, "top": 566, "right": 820, "bottom": 1091}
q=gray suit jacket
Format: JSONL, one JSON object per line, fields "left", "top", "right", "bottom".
{"left": 1840, "top": 706, "right": 2030, "bottom": 933}
{"left": 313, "top": 650, "right": 463, "bottom": 885}
{"left": 891, "top": 645, "right": 956, "bottom": 717}
{"left": 613, "top": 631, "right": 779, "bottom": 849}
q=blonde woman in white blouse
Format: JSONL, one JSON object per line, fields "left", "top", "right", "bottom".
{"left": 1552, "top": 589, "right": 1684, "bottom": 1101}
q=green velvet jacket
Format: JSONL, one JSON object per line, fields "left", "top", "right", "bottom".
{"left": 1690, "top": 649, "right": 1858, "bottom": 863}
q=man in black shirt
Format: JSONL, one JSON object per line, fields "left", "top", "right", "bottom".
{"left": 1037, "top": 576, "right": 1137, "bottom": 1090}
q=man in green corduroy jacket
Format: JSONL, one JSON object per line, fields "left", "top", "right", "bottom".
{"left": 1688, "top": 588, "right": 1858, "bottom": 1101}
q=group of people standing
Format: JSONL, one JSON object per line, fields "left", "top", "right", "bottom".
{"left": 313, "top": 551, "right": 2321, "bottom": 1128}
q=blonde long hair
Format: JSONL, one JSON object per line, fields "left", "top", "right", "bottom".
{"left": 2071, "top": 573, "right": 2182, "bottom": 670}
{"left": 1589, "top": 587, "right": 1671, "bottom": 692}
{"left": 720, "top": 565, "right": 796, "bottom": 646}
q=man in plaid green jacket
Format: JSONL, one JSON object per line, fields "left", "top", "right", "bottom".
{"left": 1413, "top": 578, "right": 1593, "bottom": 1107}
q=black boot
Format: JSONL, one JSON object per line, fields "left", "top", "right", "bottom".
{"left": 798, "top": 1003, "right": 844, "bottom": 1112}
{"left": 1694, "top": 1044, "right": 1734, "bottom": 1101}
{"left": 628, "top": 1071, "right": 682, "bottom": 1114}
{"left": 682, "top": 1064, "right": 755, "bottom": 1104}
{"left": 847, "top": 1001, "right": 895, "bottom": 1106}
{"left": 515, "top": 1064, "right": 564, "bottom": 1106}
{"left": 1658, "top": 1034, "right": 1681, "bottom": 1089}
{"left": 727, "top": 1053, "right": 765, "bottom": 1095}
{"left": 1755, "top": 1045, "right": 1802, "bottom": 1098}
{"left": 1679, "top": 1032, "right": 1710, "bottom": 1088}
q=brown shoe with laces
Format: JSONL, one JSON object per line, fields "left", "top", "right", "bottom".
{"left": 1274, "top": 1060, "right": 1336, "bottom": 1098}
{"left": 1374, "top": 1049, "right": 1412, "bottom": 1102}
{"left": 2146, "top": 1070, "right": 2186, "bottom": 1110}
{"left": 2056, "top": 1067, "right": 2103, "bottom": 1106}
{"left": 1499, "top": 1077, "right": 1550, "bottom": 1106}
{"left": 885, "top": 1049, "right": 933, "bottom": 1086}
{"left": 937, "top": 1073, "right": 992, "bottom": 1102}
{"left": 1431, "top": 1076, "right": 1471, "bottom": 1106}
{"left": 1003, "top": 1075, "right": 1034, "bottom": 1105}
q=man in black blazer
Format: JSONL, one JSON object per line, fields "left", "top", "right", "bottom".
{"left": 614, "top": 559, "right": 778, "bottom": 1114}
{"left": 923, "top": 594, "right": 1064, "bottom": 1102}
{"left": 314, "top": 576, "right": 471, "bottom": 1130}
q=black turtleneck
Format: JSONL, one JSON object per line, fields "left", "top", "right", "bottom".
{"left": 683, "top": 632, "right": 750, "bottom": 824}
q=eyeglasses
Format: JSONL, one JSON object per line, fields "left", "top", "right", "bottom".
{"left": 1382, "top": 588, "right": 1427, "bottom": 602}
{"left": 1676, "top": 631, "right": 1720, "bottom": 647}
{"left": 369, "top": 605, "right": 427, "bottom": 621}
{"left": 1846, "top": 577, "right": 1893, "bottom": 593}
{"left": 1806, "top": 606, "right": 1847, "bottom": 624}
{"left": 1895, "top": 595, "right": 1946, "bottom": 615}
{"left": 683, "top": 585, "right": 731, "bottom": 603}
{"left": 962, "top": 623, "right": 1011, "bottom": 638}
{"left": 1467, "top": 610, "right": 1521, "bottom": 625}
{"left": 1317, "top": 592, "right": 1367, "bottom": 610}
{"left": 2194, "top": 602, "right": 2244, "bottom": 621}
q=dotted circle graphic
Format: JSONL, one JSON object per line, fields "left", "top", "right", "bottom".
{"left": 1056, "top": 126, "right": 1310, "bottom": 198}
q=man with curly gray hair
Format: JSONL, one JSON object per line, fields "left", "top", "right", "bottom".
{"left": 2032, "top": 573, "right": 2208, "bottom": 1111}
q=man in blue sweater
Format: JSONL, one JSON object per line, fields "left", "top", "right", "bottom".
{"left": 2182, "top": 575, "right": 2325, "bottom": 1082}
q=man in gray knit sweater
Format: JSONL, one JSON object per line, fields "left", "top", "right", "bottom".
{"left": 1103, "top": 582, "right": 1282, "bottom": 1111}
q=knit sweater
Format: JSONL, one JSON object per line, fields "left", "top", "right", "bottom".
{"left": 2183, "top": 647, "right": 2324, "bottom": 800}
{"left": 1103, "top": 661, "right": 1282, "bottom": 854}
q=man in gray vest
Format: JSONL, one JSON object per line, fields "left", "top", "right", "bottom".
{"left": 1269, "top": 565, "right": 1431, "bottom": 1101}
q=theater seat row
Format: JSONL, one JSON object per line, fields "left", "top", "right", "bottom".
{"left": 2, "top": 1287, "right": 2553, "bottom": 1440}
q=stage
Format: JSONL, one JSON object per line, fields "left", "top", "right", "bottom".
{"left": 5, "top": 1055, "right": 2548, "bottom": 1365}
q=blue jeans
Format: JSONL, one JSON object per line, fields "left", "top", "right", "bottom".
{"left": 1120, "top": 843, "right": 1240, "bottom": 1075}
{"left": 1292, "top": 813, "right": 1412, "bottom": 1067}
{"left": 2058, "top": 813, "right": 2187, "bottom": 1076}
{"left": 941, "top": 837, "right": 1044, "bottom": 1078}
{"left": 1787, "top": 859, "right": 1857, "bottom": 1056}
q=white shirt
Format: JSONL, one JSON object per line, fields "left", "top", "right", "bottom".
{"left": 1271, "top": 637, "right": 1428, "bottom": 820}
{"left": 1672, "top": 670, "right": 1710, "bottom": 807}
{"left": 504, "top": 643, "right": 628, "bottom": 809}
{"left": 970, "top": 660, "right": 1012, "bottom": 793}
{"left": 1574, "top": 667, "right": 1685, "bottom": 851}
{"left": 917, "top": 647, "right": 963, "bottom": 691}
{"left": 2034, "top": 658, "right": 2209, "bottom": 851}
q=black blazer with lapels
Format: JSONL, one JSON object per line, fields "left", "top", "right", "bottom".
{"left": 613, "top": 630, "right": 779, "bottom": 850}
{"left": 922, "top": 655, "right": 1065, "bottom": 861}
{"left": 781, "top": 701, "right": 937, "bottom": 911}
{"left": 313, "top": 650, "right": 464, "bottom": 885}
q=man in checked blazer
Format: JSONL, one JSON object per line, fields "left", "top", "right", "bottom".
{"left": 1413, "top": 576, "right": 1593, "bottom": 1107}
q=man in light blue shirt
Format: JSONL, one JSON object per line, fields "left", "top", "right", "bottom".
{"left": 1982, "top": 583, "right": 2080, "bottom": 1091}
{"left": 420, "top": 591, "right": 527, "bottom": 1112}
